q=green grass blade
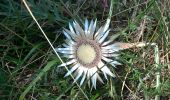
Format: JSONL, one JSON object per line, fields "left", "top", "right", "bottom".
{"left": 19, "top": 59, "right": 57, "bottom": 100}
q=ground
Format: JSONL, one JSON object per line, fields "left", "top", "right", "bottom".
{"left": 0, "top": 0, "right": 170, "bottom": 99}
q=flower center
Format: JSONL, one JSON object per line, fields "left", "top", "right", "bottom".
{"left": 75, "top": 39, "right": 101, "bottom": 68}
{"left": 77, "top": 44, "right": 96, "bottom": 64}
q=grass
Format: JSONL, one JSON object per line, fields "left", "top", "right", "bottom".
{"left": 0, "top": 0, "right": 170, "bottom": 99}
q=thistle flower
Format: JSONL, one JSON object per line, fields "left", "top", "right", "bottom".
{"left": 56, "top": 18, "right": 143, "bottom": 88}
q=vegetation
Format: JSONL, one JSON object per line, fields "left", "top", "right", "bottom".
{"left": 0, "top": 0, "right": 170, "bottom": 99}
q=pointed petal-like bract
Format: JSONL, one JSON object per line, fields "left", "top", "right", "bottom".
{"left": 56, "top": 49, "right": 73, "bottom": 54}
{"left": 63, "top": 30, "right": 72, "bottom": 40}
{"left": 69, "top": 22, "right": 76, "bottom": 36}
{"left": 74, "top": 67, "right": 84, "bottom": 82}
{"left": 84, "top": 18, "right": 89, "bottom": 35}
{"left": 58, "top": 59, "right": 76, "bottom": 67}
{"left": 98, "top": 29, "right": 110, "bottom": 43}
{"left": 73, "top": 20, "right": 84, "bottom": 36}
{"left": 91, "top": 67, "right": 98, "bottom": 89}
{"left": 64, "top": 28, "right": 76, "bottom": 39}
{"left": 90, "top": 19, "right": 97, "bottom": 38}
{"left": 80, "top": 68, "right": 88, "bottom": 86}
{"left": 88, "top": 20, "right": 93, "bottom": 34}
{"left": 103, "top": 19, "right": 110, "bottom": 33}
{"left": 64, "top": 64, "right": 79, "bottom": 77}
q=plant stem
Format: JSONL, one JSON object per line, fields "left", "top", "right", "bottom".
{"left": 108, "top": 0, "right": 113, "bottom": 20}
{"left": 154, "top": 44, "right": 160, "bottom": 100}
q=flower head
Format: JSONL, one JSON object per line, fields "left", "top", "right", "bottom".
{"left": 56, "top": 19, "right": 124, "bottom": 89}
